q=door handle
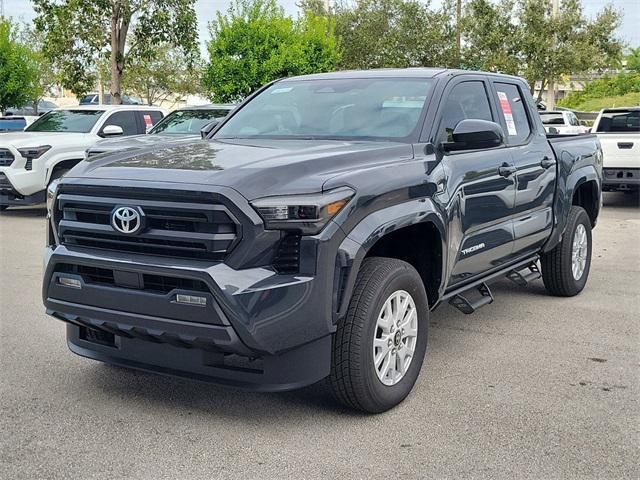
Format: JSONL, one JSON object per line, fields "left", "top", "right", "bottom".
{"left": 540, "top": 157, "right": 556, "bottom": 169}
{"left": 498, "top": 164, "right": 517, "bottom": 177}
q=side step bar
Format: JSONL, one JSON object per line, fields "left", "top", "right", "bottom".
{"left": 507, "top": 262, "right": 541, "bottom": 287}
{"left": 441, "top": 255, "right": 540, "bottom": 315}
{"left": 449, "top": 283, "right": 493, "bottom": 314}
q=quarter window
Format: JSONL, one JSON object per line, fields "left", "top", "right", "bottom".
{"left": 439, "top": 81, "right": 493, "bottom": 142}
{"left": 494, "top": 83, "right": 531, "bottom": 144}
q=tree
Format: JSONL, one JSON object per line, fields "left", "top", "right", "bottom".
{"left": 123, "top": 45, "right": 201, "bottom": 105}
{"left": 32, "top": 0, "right": 199, "bottom": 103}
{"left": 203, "top": 0, "right": 340, "bottom": 103}
{"left": 0, "top": 19, "right": 39, "bottom": 114}
{"left": 626, "top": 48, "right": 640, "bottom": 73}
{"left": 461, "top": 0, "right": 624, "bottom": 99}
{"left": 19, "top": 26, "right": 59, "bottom": 114}
{"left": 333, "top": 0, "right": 457, "bottom": 70}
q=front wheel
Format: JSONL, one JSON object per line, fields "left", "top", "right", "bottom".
{"left": 328, "top": 257, "right": 429, "bottom": 413}
{"left": 541, "top": 206, "right": 592, "bottom": 296}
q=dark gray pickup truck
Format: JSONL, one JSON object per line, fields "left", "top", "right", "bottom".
{"left": 43, "top": 69, "right": 602, "bottom": 412}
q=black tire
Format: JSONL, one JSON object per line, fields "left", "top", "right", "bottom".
{"left": 541, "top": 206, "right": 592, "bottom": 297}
{"left": 328, "top": 257, "right": 429, "bottom": 413}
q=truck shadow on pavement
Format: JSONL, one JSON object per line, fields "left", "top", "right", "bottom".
{"left": 0, "top": 205, "right": 47, "bottom": 217}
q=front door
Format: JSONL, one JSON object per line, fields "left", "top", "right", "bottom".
{"left": 435, "top": 78, "right": 517, "bottom": 288}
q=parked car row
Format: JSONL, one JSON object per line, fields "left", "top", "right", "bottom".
{"left": 0, "top": 104, "right": 234, "bottom": 210}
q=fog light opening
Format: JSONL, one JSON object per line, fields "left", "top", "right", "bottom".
{"left": 58, "top": 276, "right": 81, "bottom": 289}
{"left": 175, "top": 294, "right": 207, "bottom": 306}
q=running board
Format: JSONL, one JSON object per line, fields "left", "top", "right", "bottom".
{"left": 449, "top": 283, "right": 493, "bottom": 315}
{"left": 506, "top": 262, "right": 541, "bottom": 287}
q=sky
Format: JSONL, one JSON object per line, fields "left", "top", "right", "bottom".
{"left": 3, "top": 0, "right": 639, "bottom": 50}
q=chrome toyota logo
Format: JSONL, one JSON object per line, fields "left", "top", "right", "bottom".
{"left": 111, "top": 206, "right": 143, "bottom": 234}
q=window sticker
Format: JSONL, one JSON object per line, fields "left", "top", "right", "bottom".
{"left": 143, "top": 114, "right": 154, "bottom": 133}
{"left": 497, "top": 91, "right": 517, "bottom": 136}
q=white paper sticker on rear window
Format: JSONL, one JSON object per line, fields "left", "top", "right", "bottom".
{"left": 497, "top": 91, "right": 517, "bottom": 136}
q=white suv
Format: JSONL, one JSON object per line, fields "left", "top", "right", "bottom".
{"left": 0, "top": 105, "right": 167, "bottom": 210}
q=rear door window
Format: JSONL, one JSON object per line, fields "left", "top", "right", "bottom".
{"left": 493, "top": 82, "right": 532, "bottom": 144}
{"left": 139, "top": 111, "right": 164, "bottom": 132}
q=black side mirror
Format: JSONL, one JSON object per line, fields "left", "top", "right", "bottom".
{"left": 200, "top": 120, "right": 220, "bottom": 139}
{"left": 443, "top": 119, "right": 505, "bottom": 152}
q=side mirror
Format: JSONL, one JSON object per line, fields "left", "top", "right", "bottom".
{"left": 200, "top": 120, "right": 220, "bottom": 139}
{"left": 548, "top": 126, "right": 560, "bottom": 135}
{"left": 443, "top": 119, "right": 505, "bottom": 152}
{"left": 101, "top": 125, "right": 124, "bottom": 137}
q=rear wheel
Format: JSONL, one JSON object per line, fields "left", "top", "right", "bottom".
{"left": 541, "top": 206, "right": 592, "bottom": 296}
{"left": 328, "top": 257, "right": 429, "bottom": 413}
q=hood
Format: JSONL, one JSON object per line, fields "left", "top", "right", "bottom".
{"left": 0, "top": 131, "right": 94, "bottom": 149}
{"left": 89, "top": 133, "right": 200, "bottom": 154}
{"left": 67, "top": 138, "right": 413, "bottom": 200}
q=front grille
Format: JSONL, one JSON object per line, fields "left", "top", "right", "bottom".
{"left": 55, "top": 186, "right": 241, "bottom": 260}
{"left": 0, "top": 149, "right": 14, "bottom": 167}
{"left": 0, "top": 173, "right": 13, "bottom": 190}
{"left": 55, "top": 263, "right": 210, "bottom": 295}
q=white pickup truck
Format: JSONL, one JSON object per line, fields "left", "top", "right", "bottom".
{"left": 0, "top": 105, "right": 166, "bottom": 210}
{"left": 592, "top": 107, "right": 640, "bottom": 193}
{"left": 539, "top": 110, "right": 590, "bottom": 135}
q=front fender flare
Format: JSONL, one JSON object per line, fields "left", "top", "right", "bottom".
{"left": 333, "top": 198, "right": 447, "bottom": 321}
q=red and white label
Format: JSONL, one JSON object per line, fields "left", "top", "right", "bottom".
{"left": 143, "top": 114, "right": 153, "bottom": 132}
{"left": 497, "top": 91, "right": 517, "bottom": 136}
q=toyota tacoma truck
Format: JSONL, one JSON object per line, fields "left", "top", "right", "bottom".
{"left": 0, "top": 105, "right": 166, "bottom": 210}
{"left": 592, "top": 107, "right": 639, "bottom": 193}
{"left": 43, "top": 69, "right": 602, "bottom": 413}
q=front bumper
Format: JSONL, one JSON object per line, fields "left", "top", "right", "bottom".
{"left": 42, "top": 243, "right": 338, "bottom": 391}
{"left": 0, "top": 172, "right": 46, "bottom": 206}
{"left": 603, "top": 168, "right": 640, "bottom": 191}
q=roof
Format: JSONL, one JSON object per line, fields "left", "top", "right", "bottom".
{"left": 177, "top": 104, "right": 235, "bottom": 111}
{"left": 52, "top": 105, "right": 166, "bottom": 112}
{"left": 282, "top": 67, "right": 525, "bottom": 82}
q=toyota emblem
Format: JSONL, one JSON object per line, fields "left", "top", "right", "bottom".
{"left": 111, "top": 206, "right": 143, "bottom": 234}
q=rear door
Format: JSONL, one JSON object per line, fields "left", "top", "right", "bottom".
{"left": 489, "top": 80, "right": 556, "bottom": 256}
{"left": 436, "top": 77, "right": 518, "bottom": 287}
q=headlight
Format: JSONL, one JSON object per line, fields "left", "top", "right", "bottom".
{"left": 17, "top": 145, "right": 51, "bottom": 159}
{"left": 251, "top": 187, "right": 355, "bottom": 235}
{"left": 46, "top": 178, "right": 60, "bottom": 215}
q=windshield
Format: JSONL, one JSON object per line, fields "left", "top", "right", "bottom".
{"left": 596, "top": 110, "right": 640, "bottom": 133}
{"left": 539, "top": 113, "right": 565, "bottom": 125}
{"left": 0, "top": 118, "right": 26, "bottom": 132}
{"left": 214, "top": 78, "right": 434, "bottom": 140}
{"left": 150, "top": 109, "right": 230, "bottom": 135}
{"left": 25, "top": 110, "right": 104, "bottom": 133}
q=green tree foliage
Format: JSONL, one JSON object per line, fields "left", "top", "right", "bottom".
{"left": 123, "top": 45, "right": 201, "bottom": 105}
{"left": 558, "top": 72, "right": 640, "bottom": 109}
{"left": 333, "top": 0, "right": 457, "bottom": 70}
{"left": 0, "top": 19, "right": 39, "bottom": 113}
{"left": 32, "top": 0, "right": 198, "bottom": 103}
{"left": 461, "top": 0, "right": 624, "bottom": 97}
{"left": 626, "top": 48, "right": 640, "bottom": 73}
{"left": 203, "top": 0, "right": 340, "bottom": 103}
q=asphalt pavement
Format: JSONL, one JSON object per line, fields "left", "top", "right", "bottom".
{"left": 1, "top": 192, "right": 638, "bottom": 479}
